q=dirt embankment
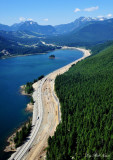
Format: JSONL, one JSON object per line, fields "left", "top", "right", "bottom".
{"left": 23, "top": 48, "right": 91, "bottom": 160}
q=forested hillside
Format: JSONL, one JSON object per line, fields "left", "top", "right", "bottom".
{"left": 1, "top": 18, "right": 113, "bottom": 58}
{"left": 90, "top": 41, "right": 113, "bottom": 55}
{"left": 47, "top": 45, "right": 113, "bottom": 159}
{"left": 45, "top": 19, "right": 113, "bottom": 47}
{"left": 0, "top": 34, "right": 60, "bottom": 58}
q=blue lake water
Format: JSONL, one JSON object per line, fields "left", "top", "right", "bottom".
{"left": 0, "top": 49, "right": 83, "bottom": 159}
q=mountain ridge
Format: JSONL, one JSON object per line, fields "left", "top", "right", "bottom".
{"left": 45, "top": 18, "right": 113, "bottom": 46}
{"left": 0, "top": 20, "right": 56, "bottom": 35}
{"left": 1, "top": 17, "right": 113, "bottom": 58}
{"left": 54, "top": 17, "right": 107, "bottom": 34}
{"left": 0, "top": 17, "right": 110, "bottom": 35}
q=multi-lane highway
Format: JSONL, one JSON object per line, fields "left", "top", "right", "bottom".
{"left": 9, "top": 77, "right": 47, "bottom": 160}
{"left": 8, "top": 73, "right": 61, "bottom": 160}
{"left": 8, "top": 48, "right": 90, "bottom": 160}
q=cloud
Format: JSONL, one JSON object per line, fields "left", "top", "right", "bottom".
{"left": 19, "top": 17, "right": 34, "bottom": 22}
{"left": 74, "top": 6, "right": 99, "bottom": 14}
{"left": 74, "top": 8, "right": 81, "bottom": 13}
{"left": 84, "top": 6, "right": 99, "bottom": 12}
{"left": 43, "top": 18, "right": 48, "bottom": 22}
{"left": 97, "top": 14, "right": 112, "bottom": 19}
{"left": 107, "top": 14, "right": 112, "bottom": 18}
{"left": 19, "top": 17, "right": 26, "bottom": 21}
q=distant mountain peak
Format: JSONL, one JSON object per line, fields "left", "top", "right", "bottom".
{"left": 75, "top": 16, "right": 107, "bottom": 22}
{"left": 55, "top": 16, "right": 109, "bottom": 34}
{"left": 77, "top": 17, "right": 93, "bottom": 21}
{"left": 0, "top": 16, "right": 112, "bottom": 35}
{"left": 20, "top": 20, "right": 38, "bottom": 27}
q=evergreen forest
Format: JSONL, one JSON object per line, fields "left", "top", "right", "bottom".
{"left": 46, "top": 44, "right": 113, "bottom": 160}
{"left": 14, "top": 120, "right": 32, "bottom": 148}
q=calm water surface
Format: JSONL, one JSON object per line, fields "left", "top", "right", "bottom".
{"left": 0, "top": 49, "right": 83, "bottom": 159}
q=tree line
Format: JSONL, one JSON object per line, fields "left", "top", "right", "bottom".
{"left": 14, "top": 119, "right": 31, "bottom": 148}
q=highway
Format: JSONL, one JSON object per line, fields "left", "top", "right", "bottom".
{"left": 8, "top": 48, "right": 90, "bottom": 160}
{"left": 8, "top": 74, "right": 61, "bottom": 160}
{"left": 9, "top": 77, "right": 47, "bottom": 160}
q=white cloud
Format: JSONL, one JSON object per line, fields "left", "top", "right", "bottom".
{"left": 74, "top": 6, "right": 99, "bottom": 14}
{"left": 84, "top": 6, "right": 99, "bottom": 12}
{"left": 74, "top": 8, "right": 81, "bottom": 13}
{"left": 19, "top": 17, "right": 26, "bottom": 21}
{"left": 107, "top": 14, "right": 112, "bottom": 18}
{"left": 43, "top": 18, "right": 48, "bottom": 22}
{"left": 97, "top": 14, "right": 112, "bottom": 19}
{"left": 19, "top": 17, "right": 34, "bottom": 22}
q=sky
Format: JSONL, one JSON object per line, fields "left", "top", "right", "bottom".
{"left": 0, "top": 0, "right": 113, "bottom": 26}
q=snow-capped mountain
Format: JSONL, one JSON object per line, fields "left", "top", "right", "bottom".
{"left": 78, "top": 17, "right": 107, "bottom": 22}
{"left": 55, "top": 17, "right": 107, "bottom": 34}
{"left": 0, "top": 17, "right": 111, "bottom": 35}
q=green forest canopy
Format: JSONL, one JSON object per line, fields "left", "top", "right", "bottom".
{"left": 46, "top": 44, "right": 113, "bottom": 160}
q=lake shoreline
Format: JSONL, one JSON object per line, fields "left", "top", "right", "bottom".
{"left": 4, "top": 85, "right": 33, "bottom": 153}
{"left": 0, "top": 45, "right": 62, "bottom": 60}
{"left": 0, "top": 45, "right": 86, "bottom": 60}
{"left": 4, "top": 118, "right": 32, "bottom": 153}
{"left": 24, "top": 47, "right": 91, "bottom": 159}
{"left": 0, "top": 52, "right": 48, "bottom": 60}
{"left": 20, "top": 85, "right": 33, "bottom": 112}
{"left": 4, "top": 47, "right": 90, "bottom": 157}
{"left": 18, "top": 47, "right": 90, "bottom": 160}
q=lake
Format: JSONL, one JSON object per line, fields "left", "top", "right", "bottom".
{"left": 0, "top": 49, "right": 83, "bottom": 159}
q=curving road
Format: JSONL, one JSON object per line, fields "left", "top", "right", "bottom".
{"left": 9, "top": 77, "right": 47, "bottom": 160}
{"left": 8, "top": 48, "right": 90, "bottom": 160}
